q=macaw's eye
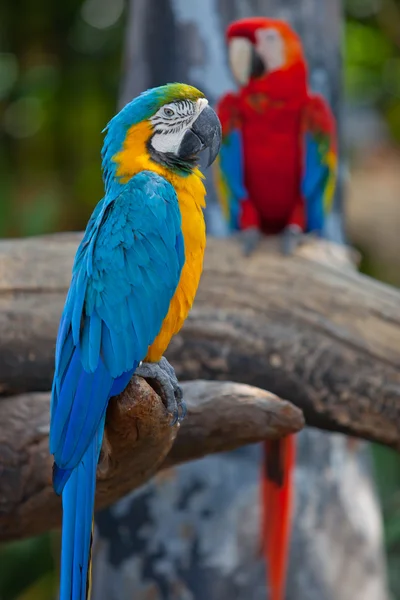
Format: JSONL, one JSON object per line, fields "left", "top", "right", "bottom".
{"left": 163, "top": 107, "right": 175, "bottom": 117}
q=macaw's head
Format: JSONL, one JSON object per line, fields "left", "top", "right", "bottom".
{"left": 226, "top": 17, "right": 305, "bottom": 86}
{"left": 102, "top": 83, "right": 222, "bottom": 188}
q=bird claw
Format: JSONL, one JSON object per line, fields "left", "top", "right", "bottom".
{"left": 170, "top": 401, "right": 187, "bottom": 426}
{"left": 236, "top": 227, "right": 263, "bottom": 257}
{"left": 135, "top": 357, "right": 186, "bottom": 426}
{"left": 280, "top": 225, "right": 303, "bottom": 256}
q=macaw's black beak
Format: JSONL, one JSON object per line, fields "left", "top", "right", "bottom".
{"left": 178, "top": 104, "right": 222, "bottom": 167}
{"left": 250, "top": 47, "right": 266, "bottom": 79}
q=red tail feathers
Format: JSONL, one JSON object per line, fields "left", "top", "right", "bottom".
{"left": 262, "top": 435, "right": 296, "bottom": 600}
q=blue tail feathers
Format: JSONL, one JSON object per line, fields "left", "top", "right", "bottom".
{"left": 58, "top": 417, "right": 105, "bottom": 600}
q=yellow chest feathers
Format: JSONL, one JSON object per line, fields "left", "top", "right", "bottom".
{"left": 146, "top": 181, "right": 206, "bottom": 361}
{"left": 113, "top": 121, "right": 207, "bottom": 361}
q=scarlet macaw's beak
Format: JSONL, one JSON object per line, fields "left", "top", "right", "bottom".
{"left": 228, "top": 37, "right": 266, "bottom": 86}
{"left": 250, "top": 47, "right": 266, "bottom": 78}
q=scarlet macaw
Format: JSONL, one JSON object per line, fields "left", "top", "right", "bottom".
{"left": 49, "top": 82, "right": 221, "bottom": 600}
{"left": 216, "top": 17, "right": 337, "bottom": 256}
{"left": 214, "top": 18, "right": 337, "bottom": 600}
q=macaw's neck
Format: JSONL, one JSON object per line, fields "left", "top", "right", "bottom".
{"left": 102, "top": 120, "right": 206, "bottom": 208}
{"left": 243, "top": 61, "right": 308, "bottom": 102}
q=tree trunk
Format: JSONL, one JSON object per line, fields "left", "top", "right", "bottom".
{"left": 91, "top": 1, "right": 389, "bottom": 600}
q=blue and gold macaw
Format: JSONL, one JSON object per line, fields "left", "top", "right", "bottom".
{"left": 49, "top": 83, "right": 221, "bottom": 600}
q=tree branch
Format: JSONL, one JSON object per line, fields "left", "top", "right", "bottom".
{"left": 0, "top": 378, "right": 303, "bottom": 542}
{"left": 0, "top": 233, "right": 399, "bottom": 448}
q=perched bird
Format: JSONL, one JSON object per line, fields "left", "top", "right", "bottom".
{"left": 49, "top": 82, "right": 221, "bottom": 600}
{"left": 214, "top": 17, "right": 337, "bottom": 600}
{"left": 215, "top": 17, "right": 337, "bottom": 256}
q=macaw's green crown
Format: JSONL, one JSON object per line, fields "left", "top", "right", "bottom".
{"left": 107, "top": 83, "right": 205, "bottom": 131}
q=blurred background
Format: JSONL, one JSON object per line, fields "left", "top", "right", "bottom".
{"left": 0, "top": 0, "right": 400, "bottom": 598}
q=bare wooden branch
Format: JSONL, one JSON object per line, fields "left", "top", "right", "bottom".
{"left": 0, "top": 233, "right": 399, "bottom": 449}
{"left": 0, "top": 378, "right": 303, "bottom": 542}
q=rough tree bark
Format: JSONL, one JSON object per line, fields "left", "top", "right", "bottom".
{"left": 0, "top": 380, "right": 303, "bottom": 541}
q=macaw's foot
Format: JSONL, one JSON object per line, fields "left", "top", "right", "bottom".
{"left": 280, "top": 225, "right": 303, "bottom": 256}
{"left": 135, "top": 356, "right": 186, "bottom": 425}
{"left": 236, "top": 227, "right": 263, "bottom": 257}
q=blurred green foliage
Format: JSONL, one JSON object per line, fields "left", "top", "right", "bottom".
{"left": 0, "top": 0, "right": 125, "bottom": 239}
{"left": 0, "top": 536, "right": 57, "bottom": 600}
{"left": 345, "top": 0, "right": 400, "bottom": 143}
{"left": 1, "top": 0, "right": 400, "bottom": 598}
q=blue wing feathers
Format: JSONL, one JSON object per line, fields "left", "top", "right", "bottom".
{"left": 176, "top": 233, "right": 185, "bottom": 267}
{"left": 217, "top": 128, "right": 247, "bottom": 230}
{"left": 51, "top": 169, "right": 184, "bottom": 480}
{"left": 221, "top": 129, "right": 247, "bottom": 200}
{"left": 80, "top": 312, "right": 102, "bottom": 373}
{"left": 110, "top": 368, "right": 136, "bottom": 397}
{"left": 59, "top": 369, "right": 94, "bottom": 463}
{"left": 71, "top": 270, "right": 88, "bottom": 345}
{"left": 60, "top": 367, "right": 109, "bottom": 467}
{"left": 52, "top": 464, "right": 71, "bottom": 496}
{"left": 126, "top": 292, "right": 152, "bottom": 356}
{"left": 56, "top": 311, "right": 72, "bottom": 366}
{"left": 157, "top": 214, "right": 179, "bottom": 250}
{"left": 302, "top": 133, "right": 329, "bottom": 232}
{"left": 51, "top": 351, "right": 113, "bottom": 470}
{"left": 301, "top": 96, "right": 337, "bottom": 234}
{"left": 50, "top": 348, "right": 83, "bottom": 455}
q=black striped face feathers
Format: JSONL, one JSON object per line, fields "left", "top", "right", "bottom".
{"left": 150, "top": 97, "right": 209, "bottom": 155}
{"left": 148, "top": 97, "right": 222, "bottom": 173}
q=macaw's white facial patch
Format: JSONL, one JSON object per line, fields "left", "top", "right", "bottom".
{"left": 255, "top": 27, "right": 285, "bottom": 72}
{"left": 150, "top": 97, "right": 208, "bottom": 155}
{"left": 228, "top": 37, "right": 253, "bottom": 86}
